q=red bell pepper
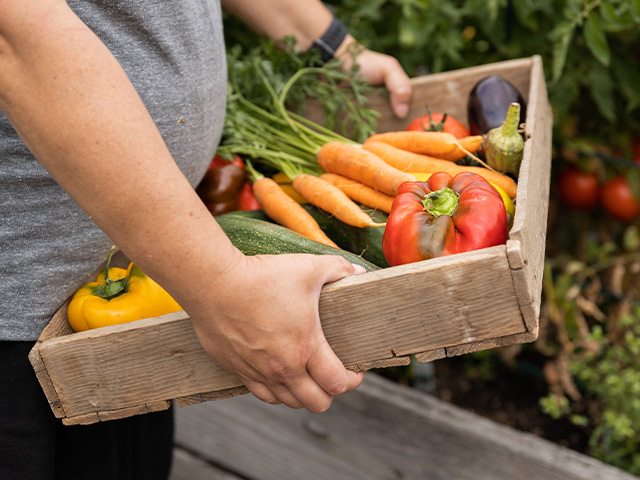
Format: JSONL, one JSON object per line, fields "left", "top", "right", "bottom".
{"left": 238, "top": 180, "right": 261, "bottom": 211}
{"left": 382, "top": 171, "right": 508, "bottom": 266}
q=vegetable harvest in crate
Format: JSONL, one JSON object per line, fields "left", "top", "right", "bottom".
{"left": 208, "top": 45, "right": 529, "bottom": 269}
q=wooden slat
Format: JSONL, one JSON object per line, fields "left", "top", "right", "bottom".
{"left": 506, "top": 55, "right": 553, "bottom": 330}
{"left": 39, "top": 312, "right": 242, "bottom": 420}
{"left": 175, "top": 357, "right": 412, "bottom": 408}
{"left": 170, "top": 447, "right": 243, "bottom": 480}
{"left": 38, "top": 245, "right": 527, "bottom": 421}
{"left": 174, "top": 373, "right": 638, "bottom": 480}
{"left": 364, "top": 57, "right": 532, "bottom": 133}
{"left": 27, "top": 346, "right": 66, "bottom": 418}
{"left": 319, "top": 246, "right": 525, "bottom": 364}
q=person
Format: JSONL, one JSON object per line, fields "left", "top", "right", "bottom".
{"left": 0, "top": 0, "right": 412, "bottom": 478}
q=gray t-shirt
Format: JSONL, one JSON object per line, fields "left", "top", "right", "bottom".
{"left": 0, "top": 1, "right": 227, "bottom": 341}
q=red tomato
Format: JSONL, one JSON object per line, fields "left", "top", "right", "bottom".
{"left": 556, "top": 166, "right": 600, "bottom": 210}
{"left": 601, "top": 176, "right": 640, "bottom": 222}
{"left": 208, "top": 154, "right": 244, "bottom": 169}
{"left": 406, "top": 112, "right": 470, "bottom": 139}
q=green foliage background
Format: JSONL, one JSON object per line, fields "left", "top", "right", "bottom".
{"left": 324, "top": 0, "right": 640, "bottom": 149}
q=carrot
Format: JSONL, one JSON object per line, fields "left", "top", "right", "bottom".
{"left": 293, "top": 174, "right": 386, "bottom": 228}
{"left": 363, "top": 141, "right": 517, "bottom": 199}
{"left": 437, "top": 135, "right": 485, "bottom": 161}
{"left": 364, "top": 131, "right": 484, "bottom": 162}
{"left": 320, "top": 173, "right": 395, "bottom": 214}
{"left": 317, "top": 141, "right": 415, "bottom": 196}
{"left": 251, "top": 176, "right": 339, "bottom": 248}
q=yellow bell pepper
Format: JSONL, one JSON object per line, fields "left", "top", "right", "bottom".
{"left": 67, "top": 249, "right": 181, "bottom": 332}
{"left": 272, "top": 172, "right": 308, "bottom": 204}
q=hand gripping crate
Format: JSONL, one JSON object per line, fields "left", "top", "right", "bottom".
{"left": 29, "top": 56, "right": 552, "bottom": 425}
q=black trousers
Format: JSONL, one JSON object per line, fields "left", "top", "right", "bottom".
{"left": 0, "top": 341, "right": 174, "bottom": 480}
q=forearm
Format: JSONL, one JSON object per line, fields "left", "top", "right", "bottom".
{"left": 221, "top": 0, "right": 333, "bottom": 50}
{"left": 221, "top": 0, "right": 411, "bottom": 118}
{"left": 0, "top": 0, "right": 241, "bottom": 307}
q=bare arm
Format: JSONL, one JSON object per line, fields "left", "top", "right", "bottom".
{"left": 222, "top": 0, "right": 413, "bottom": 118}
{"left": 0, "top": 0, "right": 363, "bottom": 412}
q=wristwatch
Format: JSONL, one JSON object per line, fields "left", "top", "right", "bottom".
{"left": 311, "top": 16, "right": 348, "bottom": 63}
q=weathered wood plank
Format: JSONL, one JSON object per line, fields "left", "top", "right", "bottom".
{"left": 38, "top": 246, "right": 527, "bottom": 422}
{"left": 309, "top": 57, "right": 534, "bottom": 134}
{"left": 174, "top": 373, "right": 638, "bottom": 480}
{"left": 506, "top": 55, "right": 553, "bottom": 329}
{"left": 170, "top": 447, "right": 242, "bottom": 480}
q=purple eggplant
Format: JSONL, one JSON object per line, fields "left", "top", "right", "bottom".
{"left": 467, "top": 75, "right": 527, "bottom": 135}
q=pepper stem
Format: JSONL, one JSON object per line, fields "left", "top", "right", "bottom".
{"left": 422, "top": 187, "right": 459, "bottom": 218}
{"left": 94, "top": 245, "right": 130, "bottom": 300}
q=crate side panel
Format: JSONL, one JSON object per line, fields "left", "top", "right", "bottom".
{"left": 368, "top": 58, "right": 532, "bottom": 133}
{"left": 507, "top": 56, "right": 553, "bottom": 321}
{"left": 38, "top": 312, "right": 242, "bottom": 418}
{"left": 39, "top": 249, "right": 526, "bottom": 420}
{"left": 319, "top": 246, "right": 527, "bottom": 366}
{"left": 304, "top": 58, "right": 533, "bottom": 134}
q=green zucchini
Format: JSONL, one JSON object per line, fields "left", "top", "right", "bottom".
{"left": 215, "top": 214, "right": 380, "bottom": 272}
{"left": 225, "top": 206, "right": 389, "bottom": 268}
{"left": 300, "top": 204, "right": 389, "bottom": 268}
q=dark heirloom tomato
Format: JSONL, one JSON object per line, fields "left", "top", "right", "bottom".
{"left": 196, "top": 154, "right": 251, "bottom": 215}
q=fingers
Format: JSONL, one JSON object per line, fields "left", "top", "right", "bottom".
{"left": 192, "top": 253, "right": 368, "bottom": 413}
{"left": 246, "top": 256, "right": 365, "bottom": 412}
{"left": 311, "top": 255, "right": 367, "bottom": 287}
{"left": 307, "top": 339, "right": 365, "bottom": 396}
{"left": 384, "top": 63, "right": 412, "bottom": 119}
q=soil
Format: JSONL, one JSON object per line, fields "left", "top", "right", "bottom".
{"left": 429, "top": 353, "right": 592, "bottom": 453}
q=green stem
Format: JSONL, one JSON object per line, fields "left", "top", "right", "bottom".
{"left": 422, "top": 188, "right": 459, "bottom": 218}
{"left": 288, "top": 112, "right": 356, "bottom": 144}
{"left": 94, "top": 246, "right": 129, "bottom": 300}
{"left": 501, "top": 102, "right": 521, "bottom": 136}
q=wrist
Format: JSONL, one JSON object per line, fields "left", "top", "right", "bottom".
{"left": 310, "top": 15, "right": 349, "bottom": 64}
{"left": 333, "top": 34, "right": 358, "bottom": 67}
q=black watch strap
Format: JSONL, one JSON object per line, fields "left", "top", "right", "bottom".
{"left": 311, "top": 16, "right": 348, "bottom": 63}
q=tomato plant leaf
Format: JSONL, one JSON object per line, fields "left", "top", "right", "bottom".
{"left": 549, "top": 21, "right": 574, "bottom": 83}
{"left": 599, "top": 3, "right": 634, "bottom": 31}
{"left": 627, "top": 93, "right": 640, "bottom": 115}
{"left": 628, "top": 169, "right": 640, "bottom": 202}
{"left": 588, "top": 65, "right": 616, "bottom": 123}
{"left": 584, "top": 13, "right": 610, "bottom": 66}
{"left": 631, "top": 0, "right": 640, "bottom": 22}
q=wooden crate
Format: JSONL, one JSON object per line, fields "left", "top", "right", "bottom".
{"left": 29, "top": 56, "right": 553, "bottom": 425}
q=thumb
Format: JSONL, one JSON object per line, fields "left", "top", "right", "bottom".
{"left": 384, "top": 67, "right": 412, "bottom": 119}
{"left": 312, "top": 255, "right": 367, "bottom": 287}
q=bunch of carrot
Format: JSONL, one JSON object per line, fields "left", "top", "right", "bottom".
{"left": 217, "top": 59, "right": 518, "bottom": 249}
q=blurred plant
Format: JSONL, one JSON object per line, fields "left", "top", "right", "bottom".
{"left": 321, "top": 0, "right": 640, "bottom": 147}
{"left": 538, "top": 219, "right": 640, "bottom": 472}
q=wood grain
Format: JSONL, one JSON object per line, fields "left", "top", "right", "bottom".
{"left": 173, "top": 373, "right": 638, "bottom": 480}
